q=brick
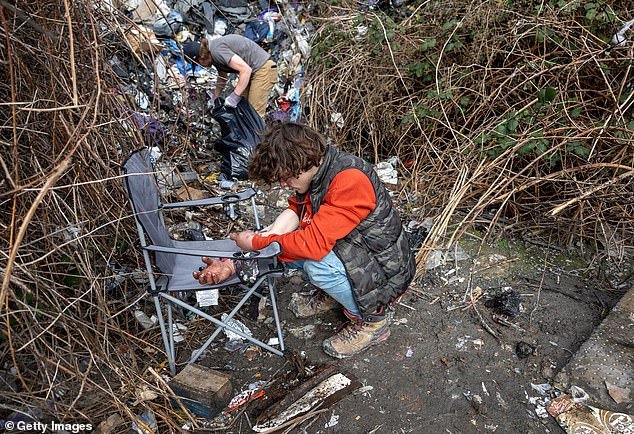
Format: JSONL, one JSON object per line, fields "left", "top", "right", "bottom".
{"left": 170, "top": 364, "right": 232, "bottom": 418}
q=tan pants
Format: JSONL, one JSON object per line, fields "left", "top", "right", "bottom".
{"left": 243, "top": 60, "right": 277, "bottom": 118}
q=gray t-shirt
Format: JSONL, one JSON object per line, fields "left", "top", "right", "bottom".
{"left": 208, "top": 34, "right": 270, "bottom": 74}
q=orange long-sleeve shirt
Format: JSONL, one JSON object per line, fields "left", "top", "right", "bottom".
{"left": 251, "top": 168, "right": 377, "bottom": 262}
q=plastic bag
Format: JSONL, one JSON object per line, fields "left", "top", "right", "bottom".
{"left": 212, "top": 98, "right": 264, "bottom": 180}
{"left": 131, "top": 113, "right": 168, "bottom": 147}
{"left": 152, "top": 10, "right": 183, "bottom": 37}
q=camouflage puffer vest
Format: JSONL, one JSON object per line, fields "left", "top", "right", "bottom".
{"left": 309, "top": 145, "right": 415, "bottom": 317}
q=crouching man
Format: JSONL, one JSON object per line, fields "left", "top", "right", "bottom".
{"left": 194, "top": 122, "right": 415, "bottom": 358}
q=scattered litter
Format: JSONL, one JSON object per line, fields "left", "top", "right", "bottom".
{"left": 172, "top": 322, "right": 188, "bottom": 343}
{"left": 407, "top": 218, "right": 434, "bottom": 250}
{"left": 267, "top": 337, "right": 279, "bottom": 346}
{"left": 234, "top": 250, "right": 259, "bottom": 283}
{"left": 606, "top": 381, "right": 631, "bottom": 404}
{"left": 225, "top": 385, "right": 266, "bottom": 413}
{"left": 547, "top": 392, "right": 634, "bottom": 433}
{"left": 330, "top": 112, "right": 344, "bottom": 129}
{"left": 176, "top": 185, "right": 208, "bottom": 201}
{"left": 61, "top": 223, "right": 82, "bottom": 245}
{"left": 535, "top": 405, "right": 549, "bottom": 418}
{"left": 425, "top": 244, "right": 470, "bottom": 270}
{"left": 353, "top": 385, "right": 374, "bottom": 396}
{"left": 530, "top": 383, "right": 552, "bottom": 395}
{"left": 148, "top": 146, "right": 162, "bottom": 162}
{"left": 471, "top": 394, "right": 487, "bottom": 414}
{"left": 324, "top": 414, "right": 339, "bottom": 428}
{"left": 612, "top": 18, "right": 634, "bottom": 46}
{"left": 288, "top": 324, "right": 317, "bottom": 340}
{"left": 134, "top": 309, "right": 158, "bottom": 329}
{"left": 456, "top": 336, "right": 485, "bottom": 352}
{"left": 569, "top": 385, "right": 590, "bottom": 402}
{"left": 375, "top": 157, "right": 399, "bottom": 185}
{"left": 496, "top": 391, "right": 509, "bottom": 410}
{"left": 134, "top": 385, "right": 158, "bottom": 403}
{"left": 131, "top": 409, "right": 157, "bottom": 434}
{"left": 221, "top": 313, "right": 253, "bottom": 342}
{"left": 253, "top": 369, "right": 360, "bottom": 432}
{"left": 488, "top": 253, "right": 508, "bottom": 264}
{"left": 515, "top": 341, "right": 535, "bottom": 358}
{"left": 397, "top": 301, "right": 416, "bottom": 310}
{"left": 527, "top": 392, "right": 550, "bottom": 419}
{"left": 485, "top": 289, "right": 521, "bottom": 317}
{"left": 448, "top": 287, "right": 484, "bottom": 311}
{"left": 224, "top": 339, "right": 245, "bottom": 352}
{"left": 405, "top": 347, "right": 414, "bottom": 357}
{"left": 155, "top": 164, "right": 199, "bottom": 194}
{"left": 491, "top": 313, "right": 526, "bottom": 332}
{"left": 169, "top": 220, "right": 206, "bottom": 241}
{"left": 196, "top": 289, "right": 219, "bottom": 307}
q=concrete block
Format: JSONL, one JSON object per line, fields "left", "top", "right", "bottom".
{"left": 170, "top": 364, "right": 232, "bottom": 418}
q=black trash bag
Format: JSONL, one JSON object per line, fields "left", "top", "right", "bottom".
{"left": 484, "top": 290, "right": 521, "bottom": 317}
{"left": 212, "top": 97, "right": 264, "bottom": 180}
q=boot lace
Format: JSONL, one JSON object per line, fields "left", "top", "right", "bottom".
{"left": 336, "top": 320, "right": 365, "bottom": 343}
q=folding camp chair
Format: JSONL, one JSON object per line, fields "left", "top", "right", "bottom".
{"left": 122, "top": 148, "right": 285, "bottom": 375}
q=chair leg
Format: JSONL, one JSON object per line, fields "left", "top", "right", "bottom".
{"left": 159, "top": 287, "right": 283, "bottom": 370}
{"left": 154, "top": 295, "right": 176, "bottom": 376}
{"left": 167, "top": 301, "right": 176, "bottom": 365}
{"left": 268, "top": 276, "right": 285, "bottom": 352}
{"left": 248, "top": 285, "right": 265, "bottom": 321}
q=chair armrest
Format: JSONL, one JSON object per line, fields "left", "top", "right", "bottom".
{"left": 143, "top": 241, "right": 281, "bottom": 259}
{"left": 161, "top": 188, "right": 256, "bottom": 209}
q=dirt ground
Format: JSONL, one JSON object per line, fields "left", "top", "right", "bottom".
{"left": 165, "top": 230, "right": 627, "bottom": 434}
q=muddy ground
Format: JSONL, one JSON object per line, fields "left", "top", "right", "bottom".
{"left": 160, "top": 220, "right": 628, "bottom": 434}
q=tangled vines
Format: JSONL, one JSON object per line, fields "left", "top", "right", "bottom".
{"left": 307, "top": 0, "right": 634, "bottom": 268}
{"left": 0, "top": 0, "right": 183, "bottom": 428}
{"left": 0, "top": 0, "right": 632, "bottom": 428}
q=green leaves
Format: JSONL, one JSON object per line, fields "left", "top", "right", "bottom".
{"left": 442, "top": 19, "right": 458, "bottom": 31}
{"left": 406, "top": 61, "right": 432, "bottom": 80}
{"left": 401, "top": 104, "right": 441, "bottom": 125}
{"left": 584, "top": 3, "right": 598, "bottom": 20}
{"left": 538, "top": 87, "right": 557, "bottom": 104}
{"left": 566, "top": 141, "right": 590, "bottom": 158}
{"left": 419, "top": 38, "right": 436, "bottom": 52}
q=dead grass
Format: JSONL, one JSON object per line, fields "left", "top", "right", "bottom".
{"left": 0, "top": 0, "right": 632, "bottom": 428}
{"left": 307, "top": 0, "right": 634, "bottom": 273}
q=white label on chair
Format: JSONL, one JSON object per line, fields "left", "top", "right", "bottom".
{"left": 196, "top": 289, "right": 219, "bottom": 307}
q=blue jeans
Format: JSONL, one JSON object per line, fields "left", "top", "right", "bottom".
{"left": 286, "top": 251, "right": 361, "bottom": 317}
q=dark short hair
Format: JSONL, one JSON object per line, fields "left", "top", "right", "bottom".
{"left": 182, "top": 41, "right": 200, "bottom": 61}
{"left": 249, "top": 123, "right": 328, "bottom": 185}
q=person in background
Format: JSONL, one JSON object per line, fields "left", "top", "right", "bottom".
{"left": 184, "top": 34, "right": 277, "bottom": 117}
{"left": 193, "top": 122, "right": 415, "bottom": 359}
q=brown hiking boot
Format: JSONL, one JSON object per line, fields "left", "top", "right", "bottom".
{"left": 322, "top": 317, "right": 391, "bottom": 359}
{"left": 288, "top": 291, "right": 339, "bottom": 318}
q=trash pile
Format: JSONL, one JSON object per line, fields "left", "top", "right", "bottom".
{"left": 100, "top": 0, "right": 314, "bottom": 184}
{"left": 95, "top": 0, "right": 320, "bottom": 297}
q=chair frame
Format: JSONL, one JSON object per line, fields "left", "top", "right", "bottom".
{"left": 123, "top": 149, "right": 285, "bottom": 375}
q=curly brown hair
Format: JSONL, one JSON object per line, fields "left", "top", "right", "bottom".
{"left": 249, "top": 122, "right": 328, "bottom": 185}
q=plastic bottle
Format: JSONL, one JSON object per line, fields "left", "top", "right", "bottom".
{"left": 134, "top": 309, "right": 158, "bottom": 329}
